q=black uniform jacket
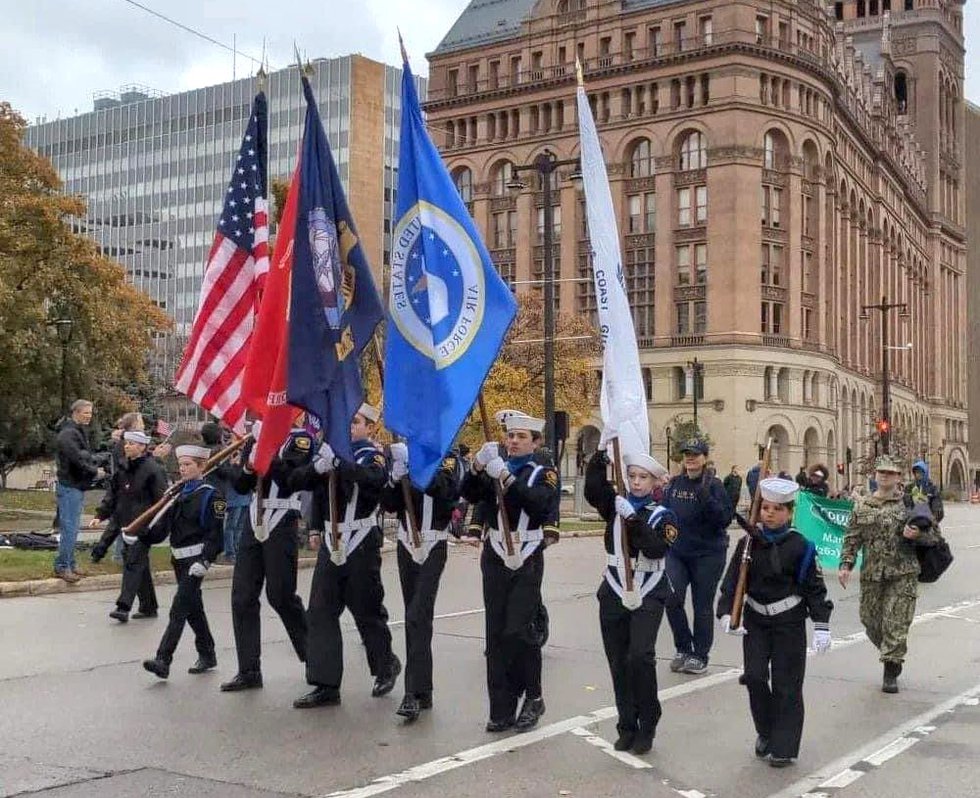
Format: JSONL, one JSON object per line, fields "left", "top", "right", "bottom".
{"left": 717, "top": 526, "right": 833, "bottom": 625}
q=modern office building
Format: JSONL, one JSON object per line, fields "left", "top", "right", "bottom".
{"left": 25, "top": 54, "right": 423, "bottom": 421}
{"left": 427, "top": 0, "right": 968, "bottom": 493}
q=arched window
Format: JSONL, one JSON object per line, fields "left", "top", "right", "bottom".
{"left": 895, "top": 71, "right": 908, "bottom": 114}
{"left": 491, "top": 160, "right": 514, "bottom": 196}
{"left": 763, "top": 130, "right": 788, "bottom": 169}
{"left": 678, "top": 131, "right": 707, "bottom": 171}
{"left": 629, "top": 138, "right": 653, "bottom": 178}
{"left": 453, "top": 167, "right": 473, "bottom": 204}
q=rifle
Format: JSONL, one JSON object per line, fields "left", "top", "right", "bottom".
{"left": 611, "top": 437, "right": 640, "bottom": 610}
{"left": 122, "top": 434, "right": 252, "bottom": 535}
{"left": 478, "top": 395, "right": 521, "bottom": 570}
{"left": 729, "top": 437, "right": 773, "bottom": 629}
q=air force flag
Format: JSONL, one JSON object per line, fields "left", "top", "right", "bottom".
{"left": 385, "top": 49, "right": 517, "bottom": 489}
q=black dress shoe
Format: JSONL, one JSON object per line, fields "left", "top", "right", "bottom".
{"left": 109, "top": 609, "right": 129, "bottom": 623}
{"left": 132, "top": 610, "right": 158, "bottom": 619}
{"left": 293, "top": 686, "right": 341, "bottom": 709}
{"left": 395, "top": 694, "right": 421, "bottom": 722}
{"left": 613, "top": 731, "right": 636, "bottom": 751}
{"left": 632, "top": 730, "right": 654, "bottom": 755}
{"left": 372, "top": 654, "right": 402, "bottom": 697}
{"left": 485, "top": 717, "right": 515, "bottom": 733}
{"left": 769, "top": 756, "right": 795, "bottom": 768}
{"left": 515, "top": 696, "right": 545, "bottom": 732}
{"left": 142, "top": 658, "right": 169, "bottom": 679}
{"left": 755, "top": 736, "right": 771, "bottom": 758}
{"left": 220, "top": 672, "right": 263, "bottom": 692}
{"left": 188, "top": 655, "right": 217, "bottom": 674}
{"left": 416, "top": 692, "right": 433, "bottom": 710}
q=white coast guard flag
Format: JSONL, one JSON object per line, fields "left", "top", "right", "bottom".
{"left": 576, "top": 65, "right": 649, "bottom": 465}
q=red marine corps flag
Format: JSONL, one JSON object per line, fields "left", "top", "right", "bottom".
{"left": 174, "top": 87, "right": 270, "bottom": 434}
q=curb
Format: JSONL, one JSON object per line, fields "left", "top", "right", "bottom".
{"left": 0, "top": 531, "right": 606, "bottom": 598}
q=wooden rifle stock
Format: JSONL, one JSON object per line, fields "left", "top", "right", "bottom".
{"left": 610, "top": 438, "right": 635, "bottom": 593}
{"left": 729, "top": 437, "right": 773, "bottom": 628}
{"left": 123, "top": 434, "right": 252, "bottom": 535}
{"left": 478, "top": 395, "right": 516, "bottom": 557}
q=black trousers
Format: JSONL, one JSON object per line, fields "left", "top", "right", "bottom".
{"left": 743, "top": 612, "right": 807, "bottom": 758}
{"left": 231, "top": 522, "right": 308, "bottom": 675}
{"left": 598, "top": 579, "right": 667, "bottom": 736}
{"left": 481, "top": 546, "right": 545, "bottom": 723}
{"left": 397, "top": 541, "right": 447, "bottom": 696}
{"left": 305, "top": 531, "right": 394, "bottom": 689}
{"left": 156, "top": 559, "right": 215, "bottom": 664}
{"left": 116, "top": 541, "right": 157, "bottom": 614}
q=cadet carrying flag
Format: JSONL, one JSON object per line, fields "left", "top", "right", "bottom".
{"left": 286, "top": 75, "right": 384, "bottom": 462}
{"left": 385, "top": 40, "right": 518, "bottom": 488}
{"left": 576, "top": 62, "right": 649, "bottom": 466}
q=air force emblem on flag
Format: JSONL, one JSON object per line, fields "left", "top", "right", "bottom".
{"left": 390, "top": 201, "right": 485, "bottom": 369}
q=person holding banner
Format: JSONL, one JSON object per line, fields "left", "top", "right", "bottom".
{"left": 717, "top": 478, "right": 833, "bottom": 767}
{"left": 290, "top": 404, "right": 401, "bottom": 709}
{"left": 585, "top": 448, "right": 678, "bottom": 755}
{"left": 140, "top": 445, "right": 225, "bottom": 680}
{"left": 380, "top": 444, "right": 463, "bottom": 722}
{"left": 462, "top": 412, "right": 560, "bottom": 733}
{"left": 839, "top": 455, "right": 938, "bottom": 694}
{"left": 220, "top": 426, "right": 312, "bottom": 693}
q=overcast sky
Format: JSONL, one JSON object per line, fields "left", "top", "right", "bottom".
{"left": 1, "top": 0, "right": 978, "bottom": 123}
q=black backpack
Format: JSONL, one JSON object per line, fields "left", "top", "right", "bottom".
{"left": 916, "top": 535, "right": 954, "bottom": 583}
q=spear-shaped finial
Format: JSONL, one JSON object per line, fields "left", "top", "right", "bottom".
{"left": 575, "top": 57, "right": 584, "bottom": 87}
{"left": 398, "top": 27, "right": 409, "bottom": 66}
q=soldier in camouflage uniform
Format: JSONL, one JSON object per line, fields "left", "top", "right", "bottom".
{"left": 838, "top": 455, "right": 938, "bottom": 694}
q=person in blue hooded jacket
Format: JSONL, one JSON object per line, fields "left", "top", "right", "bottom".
{"left": 661, "top": 437, "right": 734, "bottom": 674}
{"left": 904, "top": 459, "right": 943, "bottom": 522}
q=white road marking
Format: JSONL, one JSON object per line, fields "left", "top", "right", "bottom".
{"left": 323, "top": 598, "right": 980, "bottom": 798}
{"left": 388, "top": 607, "right": 485, "bottom": 628}
{"left": 569, "top": 726, "right": 652, "bottom": 769}
{"left": 766, "top": 680, "right": 980, "bottom": 798}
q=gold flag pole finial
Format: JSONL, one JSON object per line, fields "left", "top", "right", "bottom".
{"left": 575, "top": 57, "right": 584, "bottom": 87}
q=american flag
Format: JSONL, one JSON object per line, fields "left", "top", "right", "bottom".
{"left": 154, "top": 419, "right": 174, "bottom": 439}
{"left": 174, "top": 90, "right": 269, "bottom": 434}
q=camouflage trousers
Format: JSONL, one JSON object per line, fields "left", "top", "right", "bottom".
{"left": 859, "top": 574, "right": 918, "bottom": 664}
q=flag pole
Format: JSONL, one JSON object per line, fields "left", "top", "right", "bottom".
{"left": 373, "top": 337, "right": 424, "bottom": 553}
{"left": 610, "top": 437, "right": 635, "bottom": 594}
{"left": 477, "top": 394, "right": 517, "bottom": 559}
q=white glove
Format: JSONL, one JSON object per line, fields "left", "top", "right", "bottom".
{"left": 121, "top": 533, "right": 138, "bottom": 546}
{"left": 475, "top": 442, "right": 500, "bottom": 466}
{"left": 485, "top": 457, "right": 507, "bottom": 480}
{"left": 721, "top": 615, "right": 748, "bottom": 636}
{"left": 391, "top": 459, "right": 409, "bottom": 481}
{"left": 614, "top": 496, "right": 636, "bottom": 519}
{"left": 390, "top": 442, "right": 408, "bottom": 463}
{"left": 314, "top": 442, "right": 336, "bottom": 474}
{"left": 188, "top": 561, "right": 208, "bottom": 579}
{"left": 812, "top": 627, "right": 831, "bottom": 654}
{"left": 249, "top": 420, "right": 262, "bottom": 444}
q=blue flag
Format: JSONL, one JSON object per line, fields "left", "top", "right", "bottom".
{"left": 385, "top": 56, "right": 518, "bottom": 488}
{"left": 287, "top": 76, "right": 383, "bottom": 461}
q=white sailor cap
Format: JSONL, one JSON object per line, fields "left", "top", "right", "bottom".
{"left": 123, "top": 430, "right": 151, "bottom": 445}
{"left": 504, "top": 414, "right": 545, "bottom": 433}
{"left": 357, "top": 403, "right": 380, "bottom": 423}
{"left": 759, "top": 477, "right": 800, "bottom": 504}
{"left": 494, "top": 408, "right": 523, "bottom": 426}
{"left": 623, "top": 452, "right": 668, "bottom": 478}
{"left": 175, "top": 445, "right": 211, "bottom": 460}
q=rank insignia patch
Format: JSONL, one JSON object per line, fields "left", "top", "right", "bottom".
{"left": 212, "top": 499, "right": 227, "bottom": 519}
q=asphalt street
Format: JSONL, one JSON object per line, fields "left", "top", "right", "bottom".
{"left": 1, "top": 505, "right": 979, "bottom": 798}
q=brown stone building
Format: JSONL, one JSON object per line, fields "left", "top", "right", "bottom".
{"left": 967, "top": 100, "right": 980, "bottom": 491}
{"left": 426, "top": 0, "right": 968, "bottom": 494}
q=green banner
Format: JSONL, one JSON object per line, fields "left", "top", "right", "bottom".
{"left": 793, "top": 491, "right": 859, "bottom": 572}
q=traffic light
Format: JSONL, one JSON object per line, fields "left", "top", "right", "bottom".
{"left": 876, "top": 419, "right": 890, "bottom": 436}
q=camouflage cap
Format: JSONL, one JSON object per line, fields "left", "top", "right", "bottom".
{"left": 874, "top": 454, "right": 902, "bottom": 473}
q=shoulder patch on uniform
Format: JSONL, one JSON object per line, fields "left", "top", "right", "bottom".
{"left": 373, "top": 453, "right": 387, "bottom": 468}
{"left": 295, "top": 436, "right": 311, "bottom": 451}
{"left": 663, "top": 523, "right": 679, "bottom": 544}
{"left": 441, "top": 456, "right": 457, "bottom": 472}
{"left": 212, "top": 498, "right": 226, "bottom": 519}
{"left": 543, "top": 469, "right": 559, "bottom": 488}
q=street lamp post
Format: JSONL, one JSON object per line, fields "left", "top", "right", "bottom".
{"left": 52, "top": 319, "right": 74, "bottom": 416}
{"left": 859, "top": 296, "right": 909, "bottom": 454}
{"left": 508, "top": 150, "right": 580, "bottom": 452}
{"left": 686, "top": 357, "right": 704, "bottom": 430}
